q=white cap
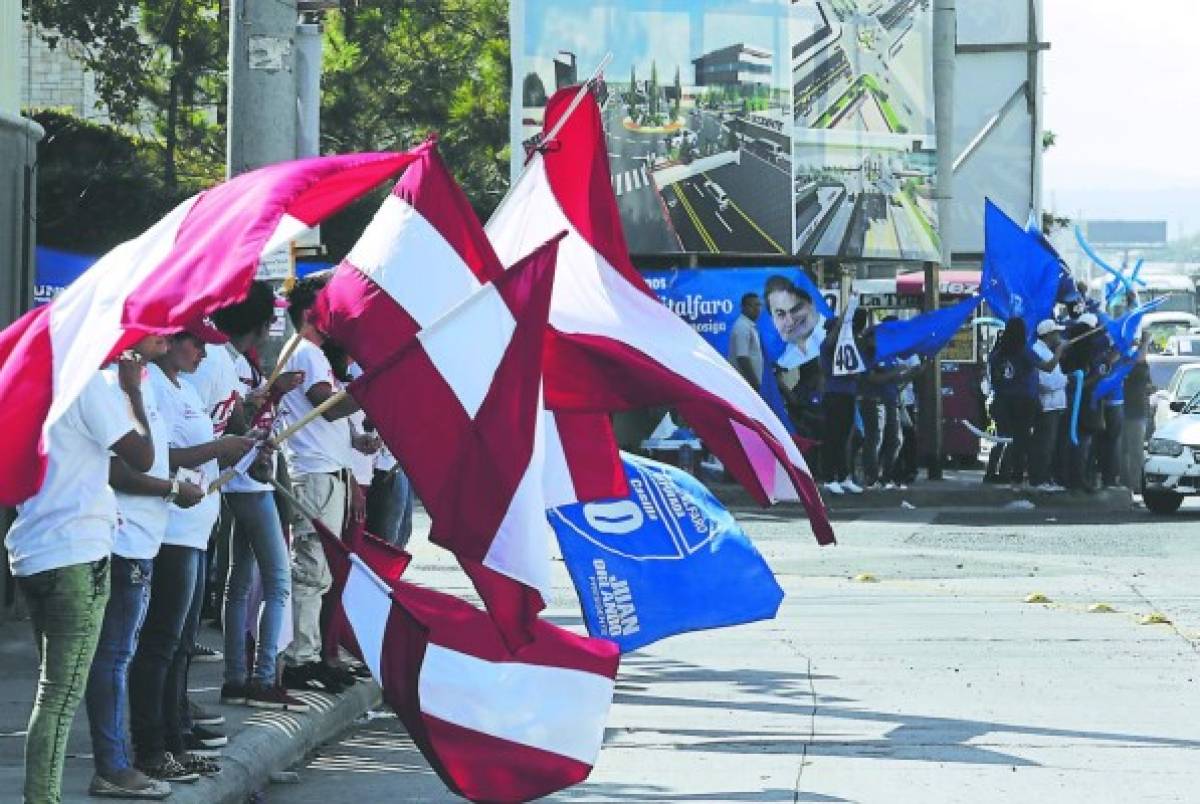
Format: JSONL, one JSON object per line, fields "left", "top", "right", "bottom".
{"left": 1078, "top": 312, "right": 1099, "bottom": 328}
{"left": 1036, "top": 319, "right": 1062, "bottom": 337}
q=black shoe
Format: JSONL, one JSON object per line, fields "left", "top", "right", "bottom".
{"left": 220, "top": 681, "right": 249, "bottom": 706}
{"left": 319, "top": 663, "right": 358, "bottom": 688}
{"left": 176, "top": 751, "right": 221, "bottom": 777}
{"left": 245, "top": 682, "right": 311, "bottom": 712}
{"left": 137, "top": 752, "right": 199, "bottom": 784}
{"left": 283, "top": 662, "right": 344, "bottom": 694}
{"left": 190, "top": 642, "right": 223, "bottom": 663}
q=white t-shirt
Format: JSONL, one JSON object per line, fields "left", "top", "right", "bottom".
{"left": 347, "top": 410, "right": 377, "bottom": 486}
{"left": 187, "top": 344, "right": 243, "bottom": 435}
{"left": 151, "top": 365, "right": 220, "bottom": 549}
{"left": 278, "top": 339, "right": 351, "bottom": 476}
{"left": 112, "top": 369, "right": 171, "bottom": 559}
{"left": 899, "top": 355, "right": 920, "bottom": 407}
{"left": 1033, "top": 340, "right": 1068, "bottom": 411}
{"left": 375, "top": 445, "right": 397, "bottom": 473}
{"left": 727, "top": 315, "right": 764, "bottom": 384}
{"left": 7, "top": 371, "right": 135, "bottom": 576}
{"left": 225, "top": 352, "right": 277, "bottom": 494}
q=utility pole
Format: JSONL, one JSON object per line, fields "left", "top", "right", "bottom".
{"left": 926, "top": 0, "right": 956, "bottom": 480}
{"left": 226, "top": 0, "right": 299, "bottom": 177}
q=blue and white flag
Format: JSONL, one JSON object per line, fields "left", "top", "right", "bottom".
{"left": 549, "top": 453, "right": 784, "bottom": 653}
{"left": 872, "top": 295, "right": 982, "bottom": 365}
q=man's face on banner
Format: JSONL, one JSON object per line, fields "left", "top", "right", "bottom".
{"left": 767, "top": 288, "right": 818, "bottom": 345}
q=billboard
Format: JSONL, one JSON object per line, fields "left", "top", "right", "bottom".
{"left": 510, "top": 0, "right": 939, "bottom": 260}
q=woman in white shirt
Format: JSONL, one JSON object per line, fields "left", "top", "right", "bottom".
{"left": 127, "top": 332, "right": 253, "bottom": 782}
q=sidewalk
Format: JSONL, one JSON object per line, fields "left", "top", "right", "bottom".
{"left": 0, "top": 615, "right": 379, "bottom": 803}
{"left": 711, "top": 468, "right": 1135, "bottom": 513}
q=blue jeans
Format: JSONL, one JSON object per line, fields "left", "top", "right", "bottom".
{"left": 223, "top": 492, "right": 291, "bottom": 685}
{"left": 85, "top": 556, "right": 153, "bottom": 776}
{"left": 129, "top": 545, "right": 200, "bottom": 763}
{"left": 367, "top": 468, "right": 414, "bottom": 548}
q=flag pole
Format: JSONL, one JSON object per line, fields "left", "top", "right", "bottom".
{"left": 208, "top": 388, "right": 350, "bottom": 493}
{"left": 265, "top": 331, "right": 302, "bottom": 390}
{"left": 486, "top": 52, "right": 612, "bottom": 230}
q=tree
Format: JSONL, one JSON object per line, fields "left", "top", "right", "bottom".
{"left": 649, "top": 60, "right": 659, "bottom": 118}
{"left": 319, "top": 0, "right": 511, "bottom": 257}
{"left": 522, "top": 72, "right": 547, "bottom": 107}
{"left": 628, "top": 64, "right": 637, "bottom": 109}
{"left": 24, "top": 0, "right": 226, "bottom": 192}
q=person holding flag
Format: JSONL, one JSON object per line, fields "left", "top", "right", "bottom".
{"left": 819, "top": 304, "right": 869, "bottom": 495}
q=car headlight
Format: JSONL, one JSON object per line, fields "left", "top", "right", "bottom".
{"left": 1148, "top": 438, "right": 1185, "bottom": 457}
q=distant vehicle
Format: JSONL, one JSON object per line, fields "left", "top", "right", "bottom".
{"left": 1093, "top": 275, "right": 1197, "bottom": 317}
{"left": 1161, "top": 334, "right": 1200, "bottom": 357}
{"left": 704, "top": 180, "right": 730, "bottom": 211}
{"left": 1151, "top": 363, "right": 1200, "bottom": 432}
{"left": 1142, "top": 388, "right": 1200, "bottom": 513}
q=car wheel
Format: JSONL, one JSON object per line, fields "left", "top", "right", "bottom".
{"left": 1143, "top": 490, "right": 1184, "bottom": 515}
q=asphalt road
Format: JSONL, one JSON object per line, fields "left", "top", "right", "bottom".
{"left": 602, "top": 100, "right": 679, "bottom": 253}
{"left": 278, "top": 502, "right": 1200, "bottom": 803}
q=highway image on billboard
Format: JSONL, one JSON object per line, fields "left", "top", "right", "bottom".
{"left": 790, "top": 0, "right": 939, "bottom": 260}
{"left": 514, "top": 0, "right": 794, "bottom": 255}
{"left": 510, "top": 0, "right": 939, "bottom": 259}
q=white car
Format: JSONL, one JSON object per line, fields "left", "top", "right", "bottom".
{"left": 1151, "top": 363, "right": 1200, "bottom": 431}
{"left": 1143, "top": 393, "right": 1200, "bottom": 514}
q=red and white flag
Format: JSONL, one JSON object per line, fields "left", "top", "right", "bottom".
{"left": 317, "top": 512, "right": 619, "bottom": 803}
{"left": 333, "top": 208, "right": 565, "bottom": 650}
{"left": 0, "top": 151, "right": 418, "bottom": 506}
{"left": 487, "top": 88, "right": 835, "bottom": 545}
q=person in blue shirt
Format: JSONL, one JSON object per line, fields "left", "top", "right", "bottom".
{"left": 987, "top": 317, "right": 1040, "bottom": 487}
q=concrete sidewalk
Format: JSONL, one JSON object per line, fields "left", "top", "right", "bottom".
{"left": 712, "top": 468, "right": 1135, "bottom": 513}
{"left": 0, "top": 614, "right": 379, "bottom": 803}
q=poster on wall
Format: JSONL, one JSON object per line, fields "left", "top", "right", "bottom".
{"left": 509, "top": 0, "right": 939, "bottom": 260}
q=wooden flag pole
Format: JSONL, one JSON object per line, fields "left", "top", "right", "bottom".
{"left": 208, "top": 388, "right": 350, "bottom": 493}
{"left": 265, "top": 332, "right": 303, "bottom": 389}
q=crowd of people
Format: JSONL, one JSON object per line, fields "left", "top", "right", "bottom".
{"left": 984, "top": 292, "right": 1153, "bottom": 493}
{"left": 728, "top": 280, "right": 928, "bottom": 497}
{"left": 7, "top": 275, "right": 415, "bottom": 802}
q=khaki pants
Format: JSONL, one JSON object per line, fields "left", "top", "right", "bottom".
{"left": 283, "top": 472, "right": 346, "bottom": 666}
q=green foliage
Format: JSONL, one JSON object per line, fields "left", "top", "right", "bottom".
{"left": 30, "top": 109, "right": 193, "bottom": 253}
{"left": 319, "top": 0, "right": 511, "bottom": 258}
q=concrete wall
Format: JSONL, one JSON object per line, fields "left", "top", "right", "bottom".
{"left": 0, "top": 111, "right": 42, "bottom": 615}
{"left": 18, "top": 23, "right": 101, "bottom": 118}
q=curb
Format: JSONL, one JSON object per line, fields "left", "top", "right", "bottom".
{"left": 711, "top": 483, "right": 1135, "bottom": 513}
{"left": 170, "top": 681, "right": 382, "bottom": 804}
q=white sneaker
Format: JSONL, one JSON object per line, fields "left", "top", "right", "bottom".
{"left": 824, "top": 481, "right": 845, "bottom": 496}
{"left": 842, "top": 479, "right": 864, "bottom": 494}
{"left": 1047, "top": 484, "right": 1066, "bottom": 492}
{"left": 883, "top": 482, "right": 897, "bottom": 490}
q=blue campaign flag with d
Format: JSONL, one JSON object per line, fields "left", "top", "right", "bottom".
{"left": 549, "top": 453, "right": 784, "bottom": 653}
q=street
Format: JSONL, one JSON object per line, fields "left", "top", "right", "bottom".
{"left": 281, "top": 502, "right": 1200, "bottom": 803}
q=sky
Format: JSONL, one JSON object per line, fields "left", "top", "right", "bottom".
{"left": 1043, "top": 0, "right": 1200, "bottom": 239}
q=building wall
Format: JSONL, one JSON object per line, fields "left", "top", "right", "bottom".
{"left": 18, "top": 22, "right": 102, "bottom": 119}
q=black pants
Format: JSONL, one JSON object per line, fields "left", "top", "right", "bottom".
{"left": 1096, "top": 403, "right": 1124, "bottom": 486}
{"left": 821, "top": 392, "right": 856, "bottom": 483}
{"left": 129, "top": 545, "right": 203, "bottom": 763}
{"left": 992, "top": 395, "right": 1037, "bottom": 482}
{"left": 1029, "top": 409, "right": 1063, "bottom": 486}
{"left": 895, "top": 404, "right": 918, "bottom": 482}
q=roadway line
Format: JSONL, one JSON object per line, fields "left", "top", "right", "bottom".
{"left": 714, "top": 211, "right": 733, "bottom": 233}
{"left": 672, "top": 184, "right": 719, "bottom": 252}
{"left": 701, "top": 171, "right": 786, "bottom": 254}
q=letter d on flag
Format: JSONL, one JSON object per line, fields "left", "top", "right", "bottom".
{"left": 549, "top": 453, "right": 784, "bottom": 653}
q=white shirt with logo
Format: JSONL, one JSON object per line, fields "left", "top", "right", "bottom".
{"left": 187, "top": 343, "right": 242, "bottom": 435}
{"left": 7, "top": 371, "right": 135, "bottom": 576}
{"left": 151, "top": 365, "right": 220, "bottom": 550}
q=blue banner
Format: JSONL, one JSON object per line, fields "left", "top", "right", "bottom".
{"left": 549, "top": 453, "right": 784, "bottom": 653}
{"left": 33, "top": 246, "right": 332, "bottom": 306}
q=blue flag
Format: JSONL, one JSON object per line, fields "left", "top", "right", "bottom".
{"left": 1094, "top": 360, "right": 1133, "bottom": 404}
{"left": 549, "top": 453, "right": 784, "bottom": 653}
{"left": 1105, "top": 297, "right": 1165, "bottom": 356}
{"left": 982, "top": 199, "right": 1062, "bottom": 339}
{"left": 872, "top": 295, "right": 982, "bottom": 364}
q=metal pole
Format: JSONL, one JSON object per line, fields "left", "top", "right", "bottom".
{"left": 226, "top": 0, "right": 299, "bottom": 178}
{"left": 926, "top": 0, "right": 955, "bottom": 481}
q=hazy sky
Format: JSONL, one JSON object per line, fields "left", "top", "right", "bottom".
{"left": 1043, "top": 0, "right": 1200, "bottom": 238}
